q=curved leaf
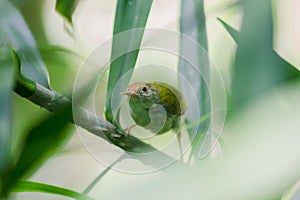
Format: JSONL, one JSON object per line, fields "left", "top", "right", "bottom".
{"left": 105, "top": 0, "right": 153, "bottom": 123}
{"left": 12, "top": 181, "right": 94, "bottom": 200}
{"left": 0, "top": 0, "right": 50, "bottom": 88}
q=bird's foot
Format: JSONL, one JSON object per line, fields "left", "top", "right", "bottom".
{"left": 125, "top": 124, "right": 137, "bottom": 135}
{"left": 177, "top": 131, "right": 183, "bottom": 162}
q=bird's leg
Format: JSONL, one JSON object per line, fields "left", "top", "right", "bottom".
{"left": 177, "top": 131, "right": 183, "bottom": 162}
{"left": 125, "top": 124, "right": 137, "bottom": 135}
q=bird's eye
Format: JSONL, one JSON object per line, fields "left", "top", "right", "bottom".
{"left": 142, "top": 86, "right": 148, "bottom": 93}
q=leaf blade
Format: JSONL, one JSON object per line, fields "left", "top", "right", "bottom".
{"left": 178, "top": 0, "right": 210, "bottom": 142}
{"left": 231, "top": 0, "right": 300, "bottom": 110}
{"left": 0, "top": 0, "right": 50, "bottom": 88}
{"left": 12, "top": 181, "right": 94, "bottom": 200}
{"left": 4, "top": 105, "right": 73, "bottom": 192}
{"left": 0, "top": 44, "right": 17, "bottom": 179}
{"left": 105, "top": 0, "right": 153, "bottom": 123}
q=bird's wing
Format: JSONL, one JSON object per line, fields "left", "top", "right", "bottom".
{"left": 145, "top": 104, "right": 168, "bottom": 133}
{"left": 152, "top": 82, "right": 187, "bottom": 116}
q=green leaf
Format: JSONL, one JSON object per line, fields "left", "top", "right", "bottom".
{"left": 11, "top": 181, "right": 95, "bottom": 200}
{"left": 105, "top": 0, "right": 153, "bottom": 123}
{"left": 4, "top": 105, "right": 72, "bottom": 192}
{"left": 0, "top": 0, "right": 50, "bottom": 88}
{"left": 55, "top": 0, "right": 75, "bottom": 24}
{"left": 231, "top": 0, "right": 300, "bottom": 110}
{"left": 178, "top": 0, "right": 210, "bottom": 142}
{"left": 217, "top": 17, "right": 240, "bottom": 43}
{"left": 0, "top": 44, "right": 17, "bottom": 180}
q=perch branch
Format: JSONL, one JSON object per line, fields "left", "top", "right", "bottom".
{"left": 14, "top": 77, "right": 175, "bottom": 166}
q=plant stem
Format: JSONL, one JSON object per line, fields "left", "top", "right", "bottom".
{"left": 14, "top": 78, "right": 175, "bottom": 165}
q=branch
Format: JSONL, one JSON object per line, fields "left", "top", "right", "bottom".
{"left": 14, "top": 77, "right": 175, "bottom": 167}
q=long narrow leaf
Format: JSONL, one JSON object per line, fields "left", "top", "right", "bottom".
{"left": 105, "top": 0, "right": 153, "bottom": 123}
{"left": 0, "top": 45, "right": 17, "bottom": 179}
{"left": 178, "top": 0, "right": 210, "bottom": 145}
{"left": 12, "top": 181, "right": 94, "bottom": 200}
{"left": 4, "top": 105, "right": 73, "bottom": 192}
{"left": 0, "top": 0, "right": 50, "bottom": 88}
{"left": 231, "top": 0, "right": 299, "bottom": 110}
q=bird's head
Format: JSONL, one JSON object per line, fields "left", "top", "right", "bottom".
{"left": 121, "top": 82, "right": 159, "bottom": 108}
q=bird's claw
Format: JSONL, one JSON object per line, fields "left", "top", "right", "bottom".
{"left": 125, "top": 124, "right": 137, "bottom": 136}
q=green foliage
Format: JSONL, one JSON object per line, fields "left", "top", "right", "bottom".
{"left": 11, "top": 181, "right": 95, "bottom": 200}
{"left": 55, "top": 0, "right": 76, "bottom": 24}
{"left": 1, "top": 105, "right": 73, "bottom": 195}
{"left": 221, "top": 0, "right": 300, "bottom": 110}
{"left": 0, "top": 0, "right": 50, "bottom": 88}
{"left": 0, "top": 44, "right": 17, "bottom": 184}
{"left": 0, "top": 3, "right": 85, "bottom": 199}
{"left": 105, "top": 0, "right": 153, "bottom": 124}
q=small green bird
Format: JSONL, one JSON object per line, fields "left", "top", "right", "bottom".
{"left": 122, "top": 82, "right": 187, "bottom": 136}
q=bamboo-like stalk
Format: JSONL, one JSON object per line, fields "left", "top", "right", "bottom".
{"left": 14, "top": 77, "right": 175, "bottom": 167}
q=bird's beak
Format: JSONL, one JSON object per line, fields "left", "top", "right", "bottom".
{"left": 121, "top": 90, "right": 138, "bottom": 97}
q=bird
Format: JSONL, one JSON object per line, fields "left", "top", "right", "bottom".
{"left": 122, "top": 82, "right": 187, "bottom": 155}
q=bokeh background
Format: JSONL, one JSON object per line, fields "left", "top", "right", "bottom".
{"left": 5, "top": 0, "right": 300, "bottom": 199}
